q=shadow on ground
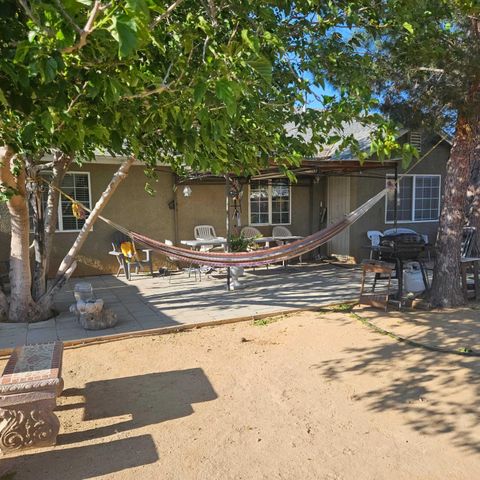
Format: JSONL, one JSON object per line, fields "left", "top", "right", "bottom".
{"left": 58, "top": 368, "right": 217, "bottom": 445}
{"left": 311, "top": 307, "right": 480, "bottom": 455}
{"left": 0, "top": 435, "right": 158, "bottom": 480}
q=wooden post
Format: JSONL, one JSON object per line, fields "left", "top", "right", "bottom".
{"left": 394, "top": 163, "right": 398, "bottom": 230}
{"left": 225, "top": 174, "right": 231, "bottom": 291}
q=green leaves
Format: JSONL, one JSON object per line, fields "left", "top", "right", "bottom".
{"left": 402, "top": 22, "right": 414, "bottom": 34}
{"left": 110, "top": 14, "right": 139, "bottom": 58}
{"left": 193, "top": 80, "right": 207, "bottom": 106}
{"left": 248, "top": 57, "right": 272, "bottom": 84}
{"left": 0, "top": 183, "right": 19, "bottom": 203}
{"left": 215, "top": 79, "right": 238, "bottom": 117}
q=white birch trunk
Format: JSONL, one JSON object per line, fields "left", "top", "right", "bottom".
{"left": 0, "top": 146, "right": 36, "bottom": 322}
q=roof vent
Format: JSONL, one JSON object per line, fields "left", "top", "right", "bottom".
{"left": 409, "top": 131, "right": 422, "bottom": 151}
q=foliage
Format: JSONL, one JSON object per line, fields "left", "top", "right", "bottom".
{"left": 349, "top": 1, "right": 480, "bottom": 131}
{"left": 0, "top": 1, "right": 426, "bottom": 321}
{"left": 228, "top": 233, "right": 257, "bottom": 253}
{"left": 253, "top": 316, "right": 279, "bottom": 326}
{"left": 0, "top": 0, "right": 412, "bottom": 183}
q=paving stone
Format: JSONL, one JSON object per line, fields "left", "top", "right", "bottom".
{"left": 28, "top": 319, "right": 56, "bottom": 330}
{"left": 26, "top": 329, "right": 58, "bottom": 344}
{"left": 0, "top": 265, "right": 366, "bottom": 349}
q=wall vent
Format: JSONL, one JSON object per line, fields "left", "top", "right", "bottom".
{"left": 409, "top": 130, "right": 423, "bottom": 151}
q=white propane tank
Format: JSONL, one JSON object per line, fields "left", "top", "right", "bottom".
{"left": 403, "top": 262, "right": 425, "bottom": 293}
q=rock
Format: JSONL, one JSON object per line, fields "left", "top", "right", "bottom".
{"left": 77, "top": 307, "right": 117, "bottom": 330}
{"left": 70, "top": 284, "right": 117, "bottom": 330}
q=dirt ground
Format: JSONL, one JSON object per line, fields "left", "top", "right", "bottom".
{"left": 1, "top": 307, "right": 479, "bottom": 480}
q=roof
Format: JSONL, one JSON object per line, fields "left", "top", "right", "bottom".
{"left": 285, "top": 119, "right": 409, "bottom": 161}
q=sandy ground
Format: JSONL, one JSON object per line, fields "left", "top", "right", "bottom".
{"left": 1, "top": 308, "right": 479, "bottom": 480}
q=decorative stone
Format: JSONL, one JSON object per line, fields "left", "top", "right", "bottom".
{"left": 0, "top": 342, "right": 64, "bottom": 453}
{"left": 70, "top": 282, "right": 117, "bottom": 330}
{"left": 77, "top": 307, "right": 117, "bottom": 330}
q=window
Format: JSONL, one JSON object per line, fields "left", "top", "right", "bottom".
{"left": 249, "top": 179, "right": 290, "bottom": 225}
{"left": 59, "top": 173, "right": 91, "bottom": 231}
{"left": 33, "top": 172, "right": 91, "bottom": 232}
{"left": 386, "top": 174, "right": 440, "bottom": 223}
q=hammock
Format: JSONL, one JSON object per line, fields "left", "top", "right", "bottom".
{"left": 130, "top": 188, "right": 388, "bottom": 267}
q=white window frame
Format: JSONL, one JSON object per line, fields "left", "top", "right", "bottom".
{"left": 56, "top": 171, "right": 92, "bottom": 233}
{"left": 248, "top": 179, "right": 292, "bottom": 226}
{"left": 385, "top": 174, "right": 441, "bottom": 224}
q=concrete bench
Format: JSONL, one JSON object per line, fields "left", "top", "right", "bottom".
{"left": 0, "top": 341, "right": 64, "bottom": 453}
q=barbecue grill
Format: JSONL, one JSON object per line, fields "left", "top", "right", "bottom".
{"left": 379, "top": 233, "right": 426, "bottom": 261}
{"left": 376, "top": 233, "right": 429, "bottom": 302}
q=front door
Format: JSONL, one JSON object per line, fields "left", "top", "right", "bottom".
{"left": 327, "top": 176, "right": 351, "bottom": 256}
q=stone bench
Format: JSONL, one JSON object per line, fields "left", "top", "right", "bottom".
{"left": 0, "top": 341, "right": 64, "bottom": 453}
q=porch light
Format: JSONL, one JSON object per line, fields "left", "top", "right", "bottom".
{"left": 182, "top": 185, "right": 192, "bottom": 197}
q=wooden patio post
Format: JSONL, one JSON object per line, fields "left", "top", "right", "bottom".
{"left": 394, "top": 163, "right": 398, "bottom": 229}
{"left": 225, "top": 174, "right": 231, "bottom": 290}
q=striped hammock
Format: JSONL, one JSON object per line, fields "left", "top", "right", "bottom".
{"left": 130, "top": 188, "right": 387, "bottom": 268}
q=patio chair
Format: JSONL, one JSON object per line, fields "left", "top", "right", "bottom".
{"left": 273, "top": 226, "right": 303, "bottom": 263}
{"left": 110, "top": 232, "right": 153, "bottom": 280}
{"left": 367, "top": 230, "right": 383, "bottom": 259}
{"left": 240, "top": 226, "right": 268, "bottom": 270}
{"left": 240, "top": 226, "right": 262, "bottom": 239}
{"left": 163, "top": 239, "right": 202, "bottom": 282}
{"left": 194, "top": 225, "right": 224, "bottom": 252}
{"left": 461, "top": 227, "right": 477, "bottom": 258}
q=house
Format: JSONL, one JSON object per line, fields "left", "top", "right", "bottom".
{"left": 0, "top": 123, "right": 450, "bottom": 277}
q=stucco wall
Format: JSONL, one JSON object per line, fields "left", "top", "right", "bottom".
{"left": 0, "top": 164, "right": 177, "bottom": 277}
{"left": 176, "top": 178, "right": 315, "bottom": 240}
{"left": 0, "top": 138, "right": 448, "bottom": 276}
{"left": 0, "top": 167, "right": 322, "bottom": 277}
{"left": 348, "top": 139, "right": 450, "bottom": 261}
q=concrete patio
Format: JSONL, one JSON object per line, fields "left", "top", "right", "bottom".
{"left": 0, "top": 263, "right": 363, "bottom": 350}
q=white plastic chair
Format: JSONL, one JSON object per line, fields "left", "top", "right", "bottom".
{"left": 194, "top": 225, "right": 217, "bottom": 240}
{"left": 194, "top": 225, "right": 223, "bottom": 252}
{"left": 240, "top": 226, "right": 262, "bottom": 239}
{"left": 272, "top": 225, "right": 292, "bottom": 237}
{"left": 272, "top": 226, "right": 302, "bottom": 263}
{"left": 367, "top": 230, "right": 383, "bottom": 259}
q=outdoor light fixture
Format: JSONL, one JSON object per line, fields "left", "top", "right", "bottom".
{"left": 182, "top": 185, "right": 192, "bottom": 197}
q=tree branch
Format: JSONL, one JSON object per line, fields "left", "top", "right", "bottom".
{"left": 123, "top": 84, "right": 168, "bottom": 100}
{"left": 54, "top": 0, "right": 82, "bottom": 34}
{"left": 62, "top": 1, "right": 104, "bottom": 54}
{"left": 151, "top": 0, "right": 184, "bottom": 28}
{"left": 41, "top": 156, "right": 135, "bottom": 302}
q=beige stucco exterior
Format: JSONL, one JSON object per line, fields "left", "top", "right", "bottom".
{"left": 348, "top": 138, "right": 449, "bottom": 260}
{"left": 0, "top": 137, "right": 449, "bottom": 277}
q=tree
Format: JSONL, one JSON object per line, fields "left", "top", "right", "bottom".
{"left": 327, "top": 1, "right": 480, "bottom": 307}
{"left": 378, "top": 3, "right": 480, "bottom": 307}
{"left": 1, "top": 1, "right": 407, "bottom": 323}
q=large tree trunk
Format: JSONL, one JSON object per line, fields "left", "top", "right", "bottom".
{"left": 0, "top": 290, "right": 7, "bottom": 322}
{"left": 430, "top": 114, "right": 480, "bottom": 307}
{"left": 37, "top": 156, "right": 135, "bottom": 312}
{"left": 466, "top": 150, "right": 480, "bottom": 253}
{"left": 28, "top": 151, "right": 72, "bottom": 300}
{"left": 0, "top": 146, "right": 37, "bottom": 322}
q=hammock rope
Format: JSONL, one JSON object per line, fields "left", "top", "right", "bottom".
{"left": 33, "top": 137, "right": 442, "bottom": 267}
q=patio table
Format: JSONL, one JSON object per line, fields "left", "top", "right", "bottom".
{"left": 180, "top": 238, "right": 227, "bottom": 250}
{"left": 255, "top": 236, "right": 304, "bottom": 266}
